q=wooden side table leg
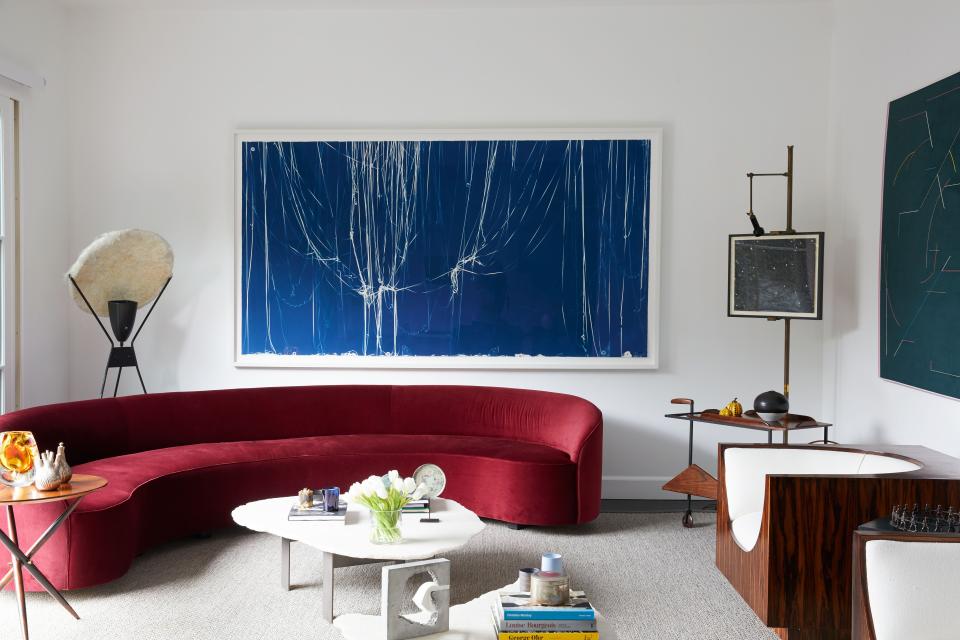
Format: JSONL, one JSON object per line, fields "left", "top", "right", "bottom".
{"left": 280, "top": 537, "right": 290, "bottom": 591}
{"left": 322, "top": 551, "right": 335, "bottom": 623}
{"left": 6, "top": 505, "right": 28, "bottom": 640}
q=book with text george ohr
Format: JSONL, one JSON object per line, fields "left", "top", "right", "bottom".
{"left": 497, "top": 633, "right": 599, "bottom": 640}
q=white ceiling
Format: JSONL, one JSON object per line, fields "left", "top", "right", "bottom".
{"left": 55, "top": 0, "right": 827, "bottom": 10}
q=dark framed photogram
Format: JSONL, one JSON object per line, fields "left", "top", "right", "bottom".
{"left": 728, "top": 232, "right": 824, "bottom": 319}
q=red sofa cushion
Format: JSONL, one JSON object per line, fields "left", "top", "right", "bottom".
{"left": 77, "top": 434, "right": 573, "bottom": 512}
{"left": 0, "top": 385, "right": 602, "bottom": 591}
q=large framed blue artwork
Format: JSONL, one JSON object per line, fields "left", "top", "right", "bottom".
{"left": 880, "top": 71, "right": 960, "bottom": 398}
{"left": 235, "top": 129, "right": 661, "bottom": 369}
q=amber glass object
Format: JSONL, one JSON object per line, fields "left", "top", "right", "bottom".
{"left": 0, "top": 431, "right": 40, "bottom": 487}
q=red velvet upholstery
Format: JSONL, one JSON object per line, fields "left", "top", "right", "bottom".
{"left": 0, "top": 385, "right": 602, "bottom": 591}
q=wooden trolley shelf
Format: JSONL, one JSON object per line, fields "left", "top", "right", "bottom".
{"left": 663, "top": 398, "right": 834, "bottom": 526}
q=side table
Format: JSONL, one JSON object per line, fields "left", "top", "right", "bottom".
{"left": 664, "top": 397, "right": 832, "bottom": 527}
{"left": 0, "top": 474, "right": 107, "bottom": 640}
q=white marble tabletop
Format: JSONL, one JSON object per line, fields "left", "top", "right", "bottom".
{"left": 231, "top": 496, "right": 485, "bottom": 561}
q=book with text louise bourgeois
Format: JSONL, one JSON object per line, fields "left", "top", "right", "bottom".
{"left": 497, "top": 633, "right": 599, "bottom": 640}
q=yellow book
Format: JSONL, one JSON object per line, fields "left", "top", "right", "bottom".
{"left": 498, "top": 633, "right": 599, "bottom": 640}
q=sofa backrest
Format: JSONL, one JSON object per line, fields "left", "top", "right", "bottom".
{"left": 723, "top": 447, "right": 923, "bottom": 522}
{"left": 0, "top": 385, "right": 601, "bottom": 465}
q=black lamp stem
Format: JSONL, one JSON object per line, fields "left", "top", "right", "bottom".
{"left": 131, "top": 276, "right": 172, "bottom": 345}
{"left": 68, "top": 276, "right": 114, "bottom": 347}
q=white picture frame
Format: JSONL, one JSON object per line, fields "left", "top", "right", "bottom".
{"left": 234, "top": 128, "right": 662, "bottom": 370}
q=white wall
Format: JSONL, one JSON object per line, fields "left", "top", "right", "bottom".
{"left": 823, "top": 0, "right": 960, "bottom": 453}
{"left": 61, "top": 2, "right": 832, "bottom": 497}
{"left": 0, "top": 0, "right": 70, "bottom": 408}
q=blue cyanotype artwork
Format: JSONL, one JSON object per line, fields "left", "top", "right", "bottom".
{"left": 239, "top": 137, "right": 652, "bottom": 360}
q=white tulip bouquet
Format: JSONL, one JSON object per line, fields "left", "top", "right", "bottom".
{"left": 347, "top": 470, "right": 428, "bottom": 544}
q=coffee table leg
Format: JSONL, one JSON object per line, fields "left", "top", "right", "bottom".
{"left": 6, "top": 506, "right": 28, "bottom": 640}
{"left": 280, "top": 537, "right": 290, "bottom": 591}
{"left": 322, "top": 551, "right": 335, "bottom": 622}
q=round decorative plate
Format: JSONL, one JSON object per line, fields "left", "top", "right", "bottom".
{"left": 413, "top": 463, "right": 446, "bottom": 499}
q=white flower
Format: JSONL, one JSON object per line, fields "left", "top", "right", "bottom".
{"left": 348, "top": 482, "right": 362, "bottom": 498}
{"left": 411, "top": 482, "right": 428, "bottom": 500}
{"left": 387, "top": 470, "right": 400, "bottom": 484}
{"left": 375, "top": 482, "right": 388, "bottom": 499}
{"left": 403, "top": 477, "right": 417, "bottom": 494}
{"left": 362, "top": 477, "right": 381, "bottom": 496}
{"left": 392, "top": 476, "right": 404, "bottom": 491}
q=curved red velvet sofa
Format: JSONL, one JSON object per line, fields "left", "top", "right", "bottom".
{"left": 0, "top": 384, "right": 602, "bottom": 591}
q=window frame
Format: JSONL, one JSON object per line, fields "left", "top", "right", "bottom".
{"left": 0, "top": 96, "right": 19, "bottom": 412}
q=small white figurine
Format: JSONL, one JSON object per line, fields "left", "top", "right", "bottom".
{"left": 54, "top": 442, "right": 72, "bottom": 484}
{"left": 34, "top": 451, "right": 63, "bottom": 491}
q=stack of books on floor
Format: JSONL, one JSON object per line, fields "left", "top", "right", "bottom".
{"left": 401, "top": 498, "right": 430, "bottom": 513}
{"left": 494, "top": 592, "right": 599, "bottom": 640}
{"left": 287, "top": 501, "right": 347, "bottom": 521}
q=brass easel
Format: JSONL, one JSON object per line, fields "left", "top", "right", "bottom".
{"left": 745, "top": 145, "right": 795, "bottom": 403}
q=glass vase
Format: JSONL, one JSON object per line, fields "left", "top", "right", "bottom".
{"left": 0, "top": 431, "right": 40, "bottom": 488}
{"left": 369, "top": 509, "right": 403, "bottom": 544}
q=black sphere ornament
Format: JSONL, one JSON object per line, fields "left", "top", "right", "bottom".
{"left": 754, "top": 390, "right": 789, "bottom": 423}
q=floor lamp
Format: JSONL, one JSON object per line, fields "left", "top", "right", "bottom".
{"left": 66, "top": 229, "right": 174, "bottom": 398}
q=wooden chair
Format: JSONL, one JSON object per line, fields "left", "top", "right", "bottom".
{"left": 715, "top": 444, "right": 960, "bottom": 640}
{"left": 853, "top": 523, "right": 960, "bottom": 640}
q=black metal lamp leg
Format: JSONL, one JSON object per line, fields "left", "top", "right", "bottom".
{"left": 99, "top": 361, "right": 111, "bottom": 399}
{"left": 113, "top": 367, "right": 123, "bottom": 398}
{"left": 134, "top": 365, "right": 147, "bottom": 394}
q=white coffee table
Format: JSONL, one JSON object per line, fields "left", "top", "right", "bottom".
{"left": 231, "top": 496, "right": 485, "bottom": 622}
{"left": 334, "top": 584, "right": 619, "bottom": 640}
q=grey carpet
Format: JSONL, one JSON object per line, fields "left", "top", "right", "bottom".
{"left": 18, "top": 514, "right": 777, "bottom": 639}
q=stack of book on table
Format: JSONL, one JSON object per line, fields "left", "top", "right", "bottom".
{"left": 493, "top": 591, "right": 599, "bottom": 640}
{"left": 401, "top": 498, "right": 430, "bottom": 513}
{"left": 287, "top": 500, "right": 347, "bottom": 522}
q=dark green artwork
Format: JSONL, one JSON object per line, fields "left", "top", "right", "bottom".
{"left": 880, "top": 70, "right": 960, "bottom": 398}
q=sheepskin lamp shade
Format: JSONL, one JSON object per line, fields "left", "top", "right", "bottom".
{"left": 66, "top": 229, "right": 174, "bottom": 398}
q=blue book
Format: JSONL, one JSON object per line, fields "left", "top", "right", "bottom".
{"left": 498, "top": 593, "right": 596, "bottom": 621}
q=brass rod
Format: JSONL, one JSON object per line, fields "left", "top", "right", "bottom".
{"left": 786, "top": 145, "right": 794, "bottom": 233}
{"left": 783, "top": 318, "right": 791, "bottom": 399}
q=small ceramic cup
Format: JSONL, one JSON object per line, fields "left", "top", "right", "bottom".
{"left": 541, "top": 552, "right": 564, "bottom": 574}
{"left": 531, "top": 571, "right": 570, "bottom": 606}
{"left": 514, "top": 567, "right": 539, "bottom": 592}
{"left": 321, "top": 487, "right": 340, "bottom": 512}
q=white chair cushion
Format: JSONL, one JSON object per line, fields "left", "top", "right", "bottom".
{"left": 730, "top": 511, "right": 762, "bottom": 552}
{"left": 866, "top": 539, "right": 960, "bottom": 640}
{"left": 856, "top": 454, "right": 922, "bottom": 475}
{"left": 723, "top": 448, "right": 866, "bottom": 522}
{"left": 723, "top": 448, "right": 922, "bottom": 551}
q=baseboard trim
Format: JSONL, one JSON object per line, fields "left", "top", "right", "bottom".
{"left": 602, "top": 474, "right": 677, "bottom": 499}
{"left": 601, "top": 498, "right": 717, "bottom": 514}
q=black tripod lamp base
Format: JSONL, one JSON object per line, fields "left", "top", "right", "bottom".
{"left": 101, "top": 346, "right": 147, "bottom": 398}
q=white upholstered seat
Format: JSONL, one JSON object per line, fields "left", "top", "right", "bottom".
{"left": 866, "top": 539, "right": 960, "bottom": 640}
{"left": 723, "top": 448, "right": 921, "bottom": 551}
